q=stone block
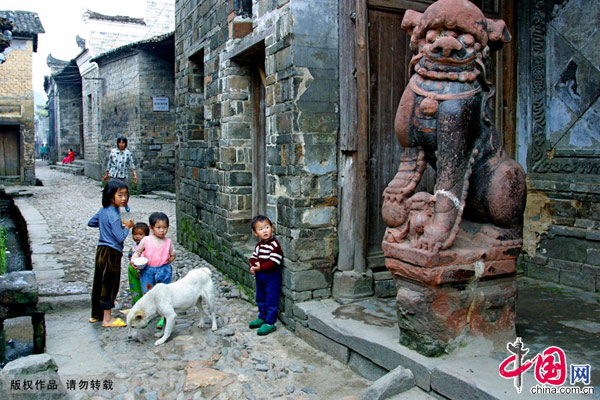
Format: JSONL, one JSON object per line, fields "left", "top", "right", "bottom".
{"left": 292, "top": 303, "right": 308, "bottom": 320}
{"left": 361, "top": 365, "right": 415, "bottom": 400}
{"left": 332, "top": 271, "right": 374, "bottom": 303}
{"left": 348, "top": 350, "right": 388, "bottom": 381}
{"left": 0, "top": 354, "right": 68, "bottom": 399}
{"left": 301, "top": 207, "right": 332, "bottom": 226}
{"left": 525, "top": 263, "right": 560, "bottom": 283}
{"left": 392, "top": 275, "right": 516, "bottom": 357}
{"left": 295, "top": 324, "right": 349, "bottom": 364}
{"left": 374, "top": 279, "right": 396, "bottom": 298}
{"left": 559, "top": 270, "right": 596, "bottom": 292}
{"left": 541, "top": 236, "right": 588, "bottom": 263}
{"left": 228, "top": 171, "right": 252, "bottom": 186}
{"left": 304, "top": 144, "right": 336, "bottom": 175}
{"left": 0, "top": 271, "right": 38, "bottom": 306}
{"left": 284, "top": 268, "right": 331, "bottom": 292}
{"left": 312, "top": 288, "right": 331, "bottom": 299}
{"left": 230, "top": 20, "right": 253, "bottom": 39}
{"left": 281, "top": 286, "right": 312, "bottom": 302}
{"left": 587, "top": 247, "right": 600, "bottom": 266}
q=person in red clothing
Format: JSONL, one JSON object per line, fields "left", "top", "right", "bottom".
{"left": 62, "top": 148, "right": 75, "bottom": 164}
{"left": 248, "top": 215, "right": 284, "bottom": 336}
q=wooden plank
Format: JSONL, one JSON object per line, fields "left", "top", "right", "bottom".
{"left": 252, "top": 61, "right": 266, "bottom": 216}
{"left": 368, "top": 0, "right": 432, "bottom": 12}
{"left": 501, "top": 0, "right": 517, "bottom": 158}
{"left": 339, "top": 0, "right": 357, "bottom": 152}
{"left": 338, "top": 0, "right": 358, "bottom": 271}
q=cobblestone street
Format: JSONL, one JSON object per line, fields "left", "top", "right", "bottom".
{"left": 16, "top": 165, "right": 371, "bottom": 400}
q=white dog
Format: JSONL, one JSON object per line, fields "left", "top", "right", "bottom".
{"left": 126, "top": 267, "right": 218, "bottom": 346}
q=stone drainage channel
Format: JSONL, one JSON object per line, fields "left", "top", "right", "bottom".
{"left": 0, "top": 189, "right": 38, "bottom": 365}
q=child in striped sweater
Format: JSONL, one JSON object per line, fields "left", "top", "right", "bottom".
{"left": 248, "top": 215, "right": 283, "bottom": 336}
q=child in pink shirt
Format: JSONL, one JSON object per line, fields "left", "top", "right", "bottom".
{"left": 132, "top": 212, "right": 176, "bottom": 294}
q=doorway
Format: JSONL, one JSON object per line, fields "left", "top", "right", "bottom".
{"left": 0, "top": 125, "right": 20, "bottom": 177}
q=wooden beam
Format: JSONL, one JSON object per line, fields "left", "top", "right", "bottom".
{"left": 354, "top": 0, "right": 369, "bottom": 273}
{"left": 338, "top": 0, "right": 358, "bottom": 271}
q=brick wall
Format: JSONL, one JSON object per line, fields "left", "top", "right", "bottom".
{"left": 520, "top": 0, "right": 600, "bottom": 293}
{"left": 175, "top": 0, "right": 339, "bottom": 327}
{"left": 0, "top": 38, "right": 36, "bottom": 185}
{"left": 522, "top": 178, "right": 600, "bottom": 292}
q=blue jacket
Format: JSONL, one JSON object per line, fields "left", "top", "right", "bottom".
{"left": 88, "top": 206, "right": 129, "bottom": 252}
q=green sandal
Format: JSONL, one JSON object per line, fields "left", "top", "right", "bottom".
{"left": 257, "top": 324, "right": 276, "bottom": 336}
{"left": 249, "top": 318, "right": 266, "bottom": 329}
{"left": 157, "top": 317, "right": 165, "bottom": 329}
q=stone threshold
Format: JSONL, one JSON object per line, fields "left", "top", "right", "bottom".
{"left": 294, "top": 298, "right": 588, "bottom": 400}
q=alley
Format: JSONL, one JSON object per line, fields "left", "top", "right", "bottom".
{"left": 14, "top": 165, "right": 372, "bottom": 400}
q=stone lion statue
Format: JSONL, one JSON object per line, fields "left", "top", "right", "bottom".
{"left": 382, "top": 0, "right": 526, "bottom": 254}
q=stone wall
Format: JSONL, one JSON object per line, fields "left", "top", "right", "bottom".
{"left": 137, "top": 48, "right": 176, "bottom": 192}
{"left": 56, "top": 80, "right": 82, "bottom": 159}
{"left": 97, "top": 50, "right": 141, "bottom": 182}
{"left": 520, "top": 0, "right": 600, "bottom": 292}
{"left": 175, "top": 0, "right": 339, "bottom": 326}
{"left": 81, "top": 65, "right": 103, "bottom": 178}
{"left": 0, "top": 38, "right": 36, "bottom": 185}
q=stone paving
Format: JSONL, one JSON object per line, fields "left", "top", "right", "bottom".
{"left": 14, "top": 165, "right": 372, "bottom": 400}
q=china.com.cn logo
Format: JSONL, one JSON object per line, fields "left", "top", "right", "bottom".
{"left": 499, "top": 338, "right": 594, "bottom": 395}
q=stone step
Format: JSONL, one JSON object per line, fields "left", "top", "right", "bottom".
{"left": 49, "top": 164, "right": 84, "bottom": 176}
{"left": 151, "top": 190, "right": 176, "bottom": 200}
{"left": 38, "top": 294, "right": 90, "bottom": 313}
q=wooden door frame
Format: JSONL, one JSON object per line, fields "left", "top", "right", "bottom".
{"left": 251, "top": 60, "right": 267, "bottom": 217}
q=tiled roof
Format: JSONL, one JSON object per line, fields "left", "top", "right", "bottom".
{"left": 0, "top": 10, "right": 44, "bottom": 37}
{"left": 83, "top": 10, "right": 146, "bottom": 25}
{"left": 91, "top": 32, "right": 174, "bottom": 62}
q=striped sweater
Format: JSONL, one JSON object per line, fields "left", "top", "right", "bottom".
{"left": 249, "top": 237, "right": 284, "bottom": 272}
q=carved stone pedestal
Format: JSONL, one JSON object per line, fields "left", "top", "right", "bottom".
{"left": 384, "top": 222, "right": 519, "bottom": 356}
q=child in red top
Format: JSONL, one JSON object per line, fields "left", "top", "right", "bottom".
{"left": 248, "top": 215, "right": 283, "bottom": 336}
{"left": 62, "top": 149, "right": 75, "bottom": 164}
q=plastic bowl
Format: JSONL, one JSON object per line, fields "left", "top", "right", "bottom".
{"left": 133, "top": 257, "right": 149, "bottom": 270}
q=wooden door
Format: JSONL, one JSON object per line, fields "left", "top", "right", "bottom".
{"left": 366, "top": 7, "right": 412, "bottom": 266}
{"left": 0, "top": 125, "right": 20, "bottom": 176}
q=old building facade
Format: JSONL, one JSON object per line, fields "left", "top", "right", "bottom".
{"left": 174, "top": 0, "right": 544, "bottom": 333}
{"left": 175, "top": 0, "right": 339, "bottom": 326}
{"left": 91, "top": 33, "right": 176, "bottom": 192}
{"left": 75, "top": 1, "right": 176, "bottom": 191}
{"left": 0, "top": 10, "right": 44, "bottom": 185}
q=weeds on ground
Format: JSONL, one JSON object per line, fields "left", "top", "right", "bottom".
{"left": 0, "top": 226, "right": 6, "bottom": 275}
